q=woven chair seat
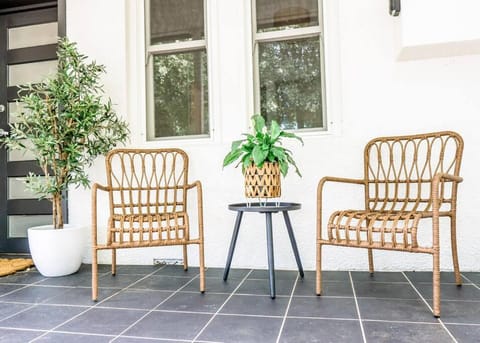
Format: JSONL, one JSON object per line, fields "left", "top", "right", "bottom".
{"left": 107, "top": 212, "right": 189, "bottom": 246}
{"left": 327, "top": 210, "right": 423, "bottom": 250}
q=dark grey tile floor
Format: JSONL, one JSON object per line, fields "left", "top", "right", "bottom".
{"left": 0, "top": 264, "right": 478, "bottom": 342}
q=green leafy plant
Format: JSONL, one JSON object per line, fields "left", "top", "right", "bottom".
{"left": 223, "top": 114, "right": 303, "bottom": 176}
{"left": 0, "top": 37, "right": 129, "bottom": 229}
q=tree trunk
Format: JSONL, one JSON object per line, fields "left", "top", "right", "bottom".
{"left": 52, "top": 194, "right": 64, "bottom": 229}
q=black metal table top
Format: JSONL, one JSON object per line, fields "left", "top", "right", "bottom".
{"left": 228, "top": 202, "right": 301, "bottom": 213}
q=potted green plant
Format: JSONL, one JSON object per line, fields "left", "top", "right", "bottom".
{"left": 0, "top": 38, "right": 129, "bottom": 277}
{"left": 223, "top": 114, "right": 303, "bottom": 198}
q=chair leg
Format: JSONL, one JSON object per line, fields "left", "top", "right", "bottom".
{"left": 316, "top": 242, "right": 322, "bottom": 296}
{"left": 92, "top": 248, "right": 98, "bottom": 301}
{"left": 111, "top": 249, "right": 116, "bottom": 276}
{"left": 199, "top": 242, "right": 205, "bottom": 293}
{"left": 368, "top": 248, "right": 374, "bottom": 275}
{"left": 433, "top": 251, "right": 441, "bottom": 317}
{"left": 183, "top": 245, "right": 189, "bottom": 271}
{"left": 450, "top": 217, "right": 462, "bottom": 286}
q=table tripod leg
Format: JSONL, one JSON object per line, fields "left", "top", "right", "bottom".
{"left": 266, "top": 212, "right": 276, "bottom": 298}
{"left": 223, "top": 211, "right": 243, "bottom": 281}
{"left": 283, "top": 211, "right": 304, "bottom": 278}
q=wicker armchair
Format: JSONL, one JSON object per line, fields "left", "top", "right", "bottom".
{"left": 91, "top": 148, "right": 205, "bottom": 300}
{"left": 316, "top": 132, "right": 463, "bottom": 317}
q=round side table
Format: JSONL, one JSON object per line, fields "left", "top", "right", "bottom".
{"left": 223, "top": 202, "right": 304, "bottom": 298}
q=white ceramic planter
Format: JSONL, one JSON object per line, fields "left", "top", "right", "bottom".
{"left": 28, "top": 224, "right": 85, "bottom": 277}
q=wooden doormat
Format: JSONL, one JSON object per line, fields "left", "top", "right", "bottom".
{"left": 0, "top": 258, "right": 34, "bottom": 277}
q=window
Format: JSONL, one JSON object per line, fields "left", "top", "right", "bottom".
{"left": 146, "top": 0, "right": 209, "bottom": 140}
{"left": 254, "top": 0, "right": 325, "bottom": 131}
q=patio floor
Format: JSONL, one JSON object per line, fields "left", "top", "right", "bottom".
{"left": 0, "top": 264, "right": 478, "bottom": 342}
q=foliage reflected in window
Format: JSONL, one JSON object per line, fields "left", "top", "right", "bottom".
{"left": 153, "top": 51, "right": 208, "bottom": 137}
{"left": 147, "top": 0, "right": 209, "bottom": 139}
{"left": 259, "top": 37, "right": 322, "bottom": 130}
{"left": 255, "top": 0, "right": 325, "bottom": 131}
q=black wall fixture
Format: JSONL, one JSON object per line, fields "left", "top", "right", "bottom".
{"left": 390, "top": 0, "right": 401, "bottom": 16}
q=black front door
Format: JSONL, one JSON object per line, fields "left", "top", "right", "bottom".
{"left": 0, "top": 4, "right": 60, "bottom": 252}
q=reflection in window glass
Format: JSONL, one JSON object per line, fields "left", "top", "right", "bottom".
{"left": 8, "top": 177, "right": 45, "bottom": 199}
{"left": 8, "top": 60, "right": 57, "bottom": 86}
{"left": 258, "top": 37, "right": 322, "bottom": 130}
{"left": 151, "top": 50, "right": 209, "bottom": 138}
{"left": 150, "top": 0, "right": 204, "bottom": 44}
{"left": 8, "top": 22, "right": 57, "bottom": 50}
{"left": 256, "top": 0, "right": 318, "bottom": 33}
{"left": 8, "top": 215, "right": 51, "bottom": 238}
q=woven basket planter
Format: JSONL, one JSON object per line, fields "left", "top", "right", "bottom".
{"left": 244, "top": 162, "right": 281, "bottom": 198}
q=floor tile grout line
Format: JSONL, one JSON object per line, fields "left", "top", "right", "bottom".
{"left": 118, "top": 335, "right": 193, "bottom": 342}
{"left": 348, "top": 271, "right": 367, "bottom": 343}
{"left": 361, "top": 318, "right": 448, "bottom": 325}
{"left": 0, "top": 326, "right": 48, "bottom": 333}
{"left": 0, "top": 277, "right": 56, "bottom": 325}
{"left": 191, "top": 269, "right": 254, "bottom": 343}
{"left": 440, "top": 322, "right": 480, "bottom": 327}
{"left": 110, "top": 271, "right": 204, "bottom": 343}
{"left": 0, "top": 303, "right": 38, "bottom": 325}
{"left": 28, "top": 264, "right": 169, "bottom": 343}
{"left": 0, "top": 277, "right": 48, "bottom": 299}
{"left": 285, "top": 315, "right": 362, "bottom": 322}
{"left": 401, "top": 272, "right": 458, "bottom": 343}
{"left": 275, "top": 274, "right": 299, "bottom": 343}
{"left": 35, "top": 330, "right": 117, "bottom": 339}
{"left": 214, "top": 312, "right": 283, "bottom": 319}
{"left": 461, "top": 274, "right": 480, "bottom": 291}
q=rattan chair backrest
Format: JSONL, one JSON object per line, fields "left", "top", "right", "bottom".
{"left": 105, "top": 148, "right": 189, "bottom": 217}
{"left": 364, "top": 131, "right": 463, "bottom": 213}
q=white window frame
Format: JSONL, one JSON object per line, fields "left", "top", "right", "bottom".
{"left": 145, "top": 0, "right": 211, "bottom": 141}
{"left": 252, "top": 0, "right": 328, "bottom": 133}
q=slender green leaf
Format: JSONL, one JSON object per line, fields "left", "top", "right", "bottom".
{"left": 231, "top": 139, "right": 244, "bottom": 150}
{"left": 252, "top": 114, "right": 265, "bottom": 133}
{"left": 223, "top": 148, "right": 244, "bottom": 167}
{"left": 270, "top": 120, "right": 281, "bottom": 141}
{"left": 252, "top": 145, "right": 268, "bottom": 166}
{"left": 280, "top": 131, "right": 304, "bottom": 145}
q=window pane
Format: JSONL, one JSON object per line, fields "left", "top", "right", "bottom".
{"left": 8, "top": 215, "right": 51, "bottom": 238}
{"left": 8, "top": 22, "right": 57, "bottom": 50}
{"left": 8, "top": 102, "right": 24, "bottom": 123}
{"left": 150, "top": 50, "right": 209, "bottom": 138}
{"left": 8, "top": 60, "right": 57, "bottom": 86}
{"left": 8, "top": 143, "right": 35, "bottom": 161}
{"left": 256, "top": 0, "right": 318, "bottom": 33}
{"left": 259, "top": 36, "right": 323, "bottom": 130}
{"left": 150, "top": 0, "right": 204, "bottom": 45}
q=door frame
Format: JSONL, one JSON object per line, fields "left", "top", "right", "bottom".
{"left": 0, "top": 0, "right": 66, "bottom": 252}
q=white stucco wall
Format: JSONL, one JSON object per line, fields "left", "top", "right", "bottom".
{"left": 66, "top": 0, "right": 480, "bottom": 272}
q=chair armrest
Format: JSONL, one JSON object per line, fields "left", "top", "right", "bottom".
{"left": 318, "top": 176, "right": 366, "bottom": 188}
{"left": 317, "top": 177, "right": 365, "bottom": 241}
{"left": 431, "top": 172, "right": 463, "bottom": 212}
{"left": 431, "top": 172, "right": 463, "bottom": 249}
{"left": 93, "top": 183, "right": 110, "bottom": 192}
{"left": 186, "top": 181, "right": 204, "bottom": 239}
{"left": 432, "top": 173, "right": 463, "bottom": 184}
{"left": 317, "top": 177, "right": 366, "bottom": 202}
{"left": 186, "top": 181, "right": 202, "bottom": 190}
{"left": 91, "top": 183, "right": 110, "bottom": 246}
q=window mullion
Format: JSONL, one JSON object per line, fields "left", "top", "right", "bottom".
{"left": 147, "top": 40, "right": 206, "bottom": 55}
{"left": 255, "top": 26, "right": 321, "bottom": 43}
